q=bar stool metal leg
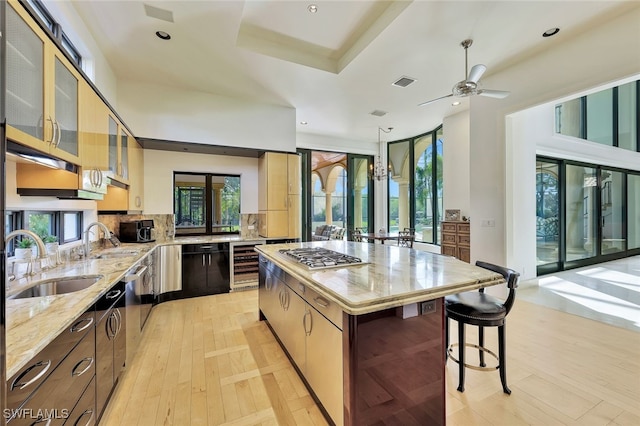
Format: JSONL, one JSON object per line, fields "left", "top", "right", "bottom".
{"left": 457, "top": 321, "right": 465, "bottom": 392}
{"left": 498, "top": 324, "right": 511, "bottom": 395}
{"left": 479, "top": 326, "right": 486, "bottom": 367}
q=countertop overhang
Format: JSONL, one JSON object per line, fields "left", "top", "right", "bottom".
{"left": 255, "top": 241, "right": 505, "bottom": 315}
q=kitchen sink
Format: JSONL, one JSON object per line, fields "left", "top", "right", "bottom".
{"left": 9, "top": 275, "right": 103, "bottom": 299}
{"left": 91, "top": 249, "right": 140, "bottom": 259}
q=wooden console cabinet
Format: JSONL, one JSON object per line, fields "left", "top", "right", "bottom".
{"left": 440, "top": 221, "right": 470, "bottom": 263}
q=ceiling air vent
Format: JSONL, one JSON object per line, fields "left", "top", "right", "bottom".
{"left": 144, "top": 4, "right": 174, "bottom": 23}
{"left": 392, "top": 76, "right": 416, "bottom": 88}
{"left": 370, "top": 110, "right": 387, "bottom": 117}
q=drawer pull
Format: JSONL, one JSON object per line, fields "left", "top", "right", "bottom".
{"left": 71, "top": 317, "right": 94, "bottom": 333}
{"left": 106, "top": 289, "right": 122, "bottom": 300}
{"left": 10, "top": 360, "right": 52, "bottom": 391}
{"left": 72, "top": 357, "right": 94, "bottom": 377}
{"left": 313, "top": 297, "right": 329, "bottom": 308}
{"left": 73, "top": 409, "right": 95, "bottom": 426}
{"left": 31, "top": 417, "right": 52, "bottom": 425}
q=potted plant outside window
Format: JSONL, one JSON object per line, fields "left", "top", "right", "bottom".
{"left": 15, "top": 238, "right": 34, "bottom": 260}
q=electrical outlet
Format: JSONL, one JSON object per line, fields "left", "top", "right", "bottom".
{"left": 481, "top": 219, "right": 496, "bottom": 227}
{"left": 420, "top": 300, "right": 436, "bottom": 315}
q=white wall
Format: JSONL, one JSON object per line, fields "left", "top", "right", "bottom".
{"left": 472, "top": 6, "right": 640, "bottom": 277}
{"left": 143, "top": 149, "right": 259, "bottom": 214}
{"left": 442, "top": 111, "right": 471, "bottom": 217}
{"left": 44, "top": 1, "right": 118, "bottom": 105}
{"left": 116, "top": 80, "right": 297, "bottom": 152}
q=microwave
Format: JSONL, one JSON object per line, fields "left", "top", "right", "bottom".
{"left": 119, "top": 220, "right": 155, "bottom": 243}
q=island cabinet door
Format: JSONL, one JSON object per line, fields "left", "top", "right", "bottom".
{"left": 259, "top": 265, "right": 281, "bottom": 325}
{"left": 305, "top": 308, "right": 344, "bottom": 426}
{"left": 278, "top": 286, "right": 307, "bottom": 372}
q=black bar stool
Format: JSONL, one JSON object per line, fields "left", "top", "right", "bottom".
{"left": 445, "top": 261, "right": 520, "bottom": 394}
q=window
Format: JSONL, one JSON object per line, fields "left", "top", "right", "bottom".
{"left": 555, "top": 80, "right": 639, "bottom": 151}
{"left": 174, "top": 173, "right": 241, "bottom": 235}
{"left": 388, "top": 126, "right": 444, "bottom": 243}
{"left": 4, "top": 210, "right": 83, "bottom": 256}
{"left": 26, "top": 0, "right": 82, "bottom": 66}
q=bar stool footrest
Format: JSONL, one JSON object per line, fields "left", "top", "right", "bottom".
{"left": 448, "top": 343, "right": 500, "bottom": 371}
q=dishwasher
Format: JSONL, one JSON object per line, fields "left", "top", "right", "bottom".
{"left": 124, "top": 263, "right": 148, "bottom": 365}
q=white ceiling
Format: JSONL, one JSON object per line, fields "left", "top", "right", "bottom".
{"left": 70, "top": 0, "right": 634, "bottom": 144}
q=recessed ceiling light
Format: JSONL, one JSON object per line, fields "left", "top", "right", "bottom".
{"left": 542, "top": 28, "right": 560, "bottom": 38}
{"left": 156, "top": 31, "right": 171, "bottom": 40}
{"left": 452, "top": 101, "right": 461, "bottom": 106}
{"left": 308, "top": 4, "right": 318, "bottom": 13}
{"left": 300, "top": 121, "right": 308, "bottom": 125}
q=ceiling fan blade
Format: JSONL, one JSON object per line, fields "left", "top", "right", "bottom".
{"left": 418, "top": 93, "right": 454, "bottom": 107}
{"left": 478, "top": 89, "right": 510, "bottom": 99}
{"left": 467, "top": 64, "right": 486, "bottom": 83}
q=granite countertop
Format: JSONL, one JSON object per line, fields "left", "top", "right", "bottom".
{"left": 255, "top": 241, "right": 505, "bottom": 315}
{"left": 5, "top": 234, "right": 259, "bottom": 379}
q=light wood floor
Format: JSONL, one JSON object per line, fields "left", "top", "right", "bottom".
{"left": 101, "top": 290, "right": 640, "bottom": 425}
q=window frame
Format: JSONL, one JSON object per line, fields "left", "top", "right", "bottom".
{"left": 4, "top": 209, "right": 83, "bottom": 256}
{"left": 387, "top": 125, "right": 443, "bottom": 244}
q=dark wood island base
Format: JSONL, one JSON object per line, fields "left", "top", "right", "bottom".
{"left": 343, "top": 301, "right": 445, "bottom": 425}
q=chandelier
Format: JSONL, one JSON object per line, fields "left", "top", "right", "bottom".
{"left": 370, "top": 127, "right": 392, "bottom": 181}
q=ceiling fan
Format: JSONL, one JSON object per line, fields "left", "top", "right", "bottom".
{"left": 418, "top": 39, "right": 510, "bottom": 107}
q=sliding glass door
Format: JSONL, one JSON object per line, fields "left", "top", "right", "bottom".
{"left": 600, "top": 169, "right": 625, "bottom": 255}
{"left": 538, "top": 157, "right": 638, "bottom": 274}
{"left": 565, "top": 164, "right": 598, "bottom": 264}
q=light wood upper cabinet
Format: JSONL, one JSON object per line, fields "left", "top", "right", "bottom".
{"left": 259, "top": 152, "right": 301, "bottom": 238}
{"left": 5, "top": 0, "right": 80, "bottom": 164}
{"left": 107, "top": 115, "right": 130, "bottom": 184}
{"left": 128, "top": 137, "right": 144, "bottom": 211}
{"left": 288, "top": 154, "right": 301, "bottom": 195}
{"left": 259, "top": 152, "right": 288, "bottom": 211}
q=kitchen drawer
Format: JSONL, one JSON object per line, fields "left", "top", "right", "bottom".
{"left": 64, "top": 376, "right": 96, "bottom": 426}
{"left": 13, "top": 327, "right": 95, "bottom": 425}
{"left": 303, "top": 285, "right": 343, "bottom": 330}
{"left": 7, "top": 308, "right": 95, "bottom": 412}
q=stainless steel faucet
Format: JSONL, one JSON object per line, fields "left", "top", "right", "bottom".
{"left": 5, "top": 229, "right": 50, "bottom": 280}
{"left": 83, "top": 222, "right": 119, "bottom": 257}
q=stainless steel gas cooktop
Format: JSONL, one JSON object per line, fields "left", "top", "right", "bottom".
{"left": 279, "top": 247, "right": 364, "bottom": 270}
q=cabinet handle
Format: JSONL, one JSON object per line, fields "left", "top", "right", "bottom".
{"left": 106, "top": 289, "right": 122, "bottom": 300}
{"left": 202, "top": 254, "right": 205, "bottom": 267}
{"left": 98, "top": 169, "right": 104, "bottom": 188}
{"left": 313, "top": 296, "right": 329, "bottom": 308}
{"left": 74, "top": 409, "right": 95, "bottom": 426}
{"left": 208, "top": 253, "right": 212, "bottom": 266}
{"left": 71, "top": 357, "right": 94, "bottom": 377}
{"left": 71, "top": 317, "right": 94, "bottom": 333}
{"left": 47, "top": 116, "right": 56, "bottom": 144}
{"left": 265, "top": 276, "right": 272, "bottom": 291}
{"left": 114, "top": 308, "right": 123, "bottom": 335}
{"left": 303, "top": 310, "right": 312, "bottom": 336}
{"left": 55, "top": 119, "right": 62, "bottom": 147}
{"left": 31, "top": 417, "right": 52, "bottom": 425}
{"left": 107, "top": 312, "right": 116, "bottom": 339}
{"left": 10, "top": 360, "right": 52, "bottom": 391}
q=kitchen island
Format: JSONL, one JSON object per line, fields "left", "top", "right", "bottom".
{"left": 255, "top": 241, "right": 505, "bottom": 426}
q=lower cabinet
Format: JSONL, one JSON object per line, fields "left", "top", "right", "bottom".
{"left": 258, "top": 258, "right": 343, "bottom": 426}
{"left": 96, "top": 282, "right": 126, "bottom": 422}
{"left": 6, "top": 308, "right": 95, "bottom": 425}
